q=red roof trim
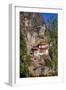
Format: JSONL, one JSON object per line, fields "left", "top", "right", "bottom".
{"left": 31, "top": 44, "right": 49, "bottom": 50}
{"left": 32, "top": 47, "right": 48, "bottom": 50}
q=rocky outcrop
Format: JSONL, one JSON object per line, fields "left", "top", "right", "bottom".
{"left": 20, "top": 12, "right": 46, "bottom": 54}
{"left": 20, "top": 12, "right": 53, "bottom": 77}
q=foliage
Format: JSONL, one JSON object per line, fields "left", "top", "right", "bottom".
{"left": 47, "top": 16, "right": 58, "bottom": 72}
{"left": 20, "top": 30, "right": 31, "bottom": 77}
{"left": 45, "top": 59, "right": 52, "bottom": 68}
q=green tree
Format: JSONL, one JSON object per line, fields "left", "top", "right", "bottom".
{"left": 20, "top": 30, "right": 31, "bottom": 77}
{"left": 47, "top": 16, "right": 58, "bottom": 75}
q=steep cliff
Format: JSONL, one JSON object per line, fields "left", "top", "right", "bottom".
{"left": 20, "top": 12, "right": 46, "bottom": 54}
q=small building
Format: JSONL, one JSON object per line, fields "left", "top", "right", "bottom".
{"left": 31, "top": 43, "right": 49, "bottom": 57}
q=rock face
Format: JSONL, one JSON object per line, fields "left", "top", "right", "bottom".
{"left": 20, "top": 12, "right": 46, "bottom": 53}
{"left": 20, "top": 12, "right": 52, "bottom": 77}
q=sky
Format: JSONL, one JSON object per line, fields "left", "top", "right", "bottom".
{"left": 40, "top": 13, "right": 58, "bottom": 24}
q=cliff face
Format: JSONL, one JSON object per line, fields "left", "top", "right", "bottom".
{"left": 20, "top": 12, "right": 58, "bottom": 77}
{"left": 20, "top": 12, "right": 46, "bottom": 54}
